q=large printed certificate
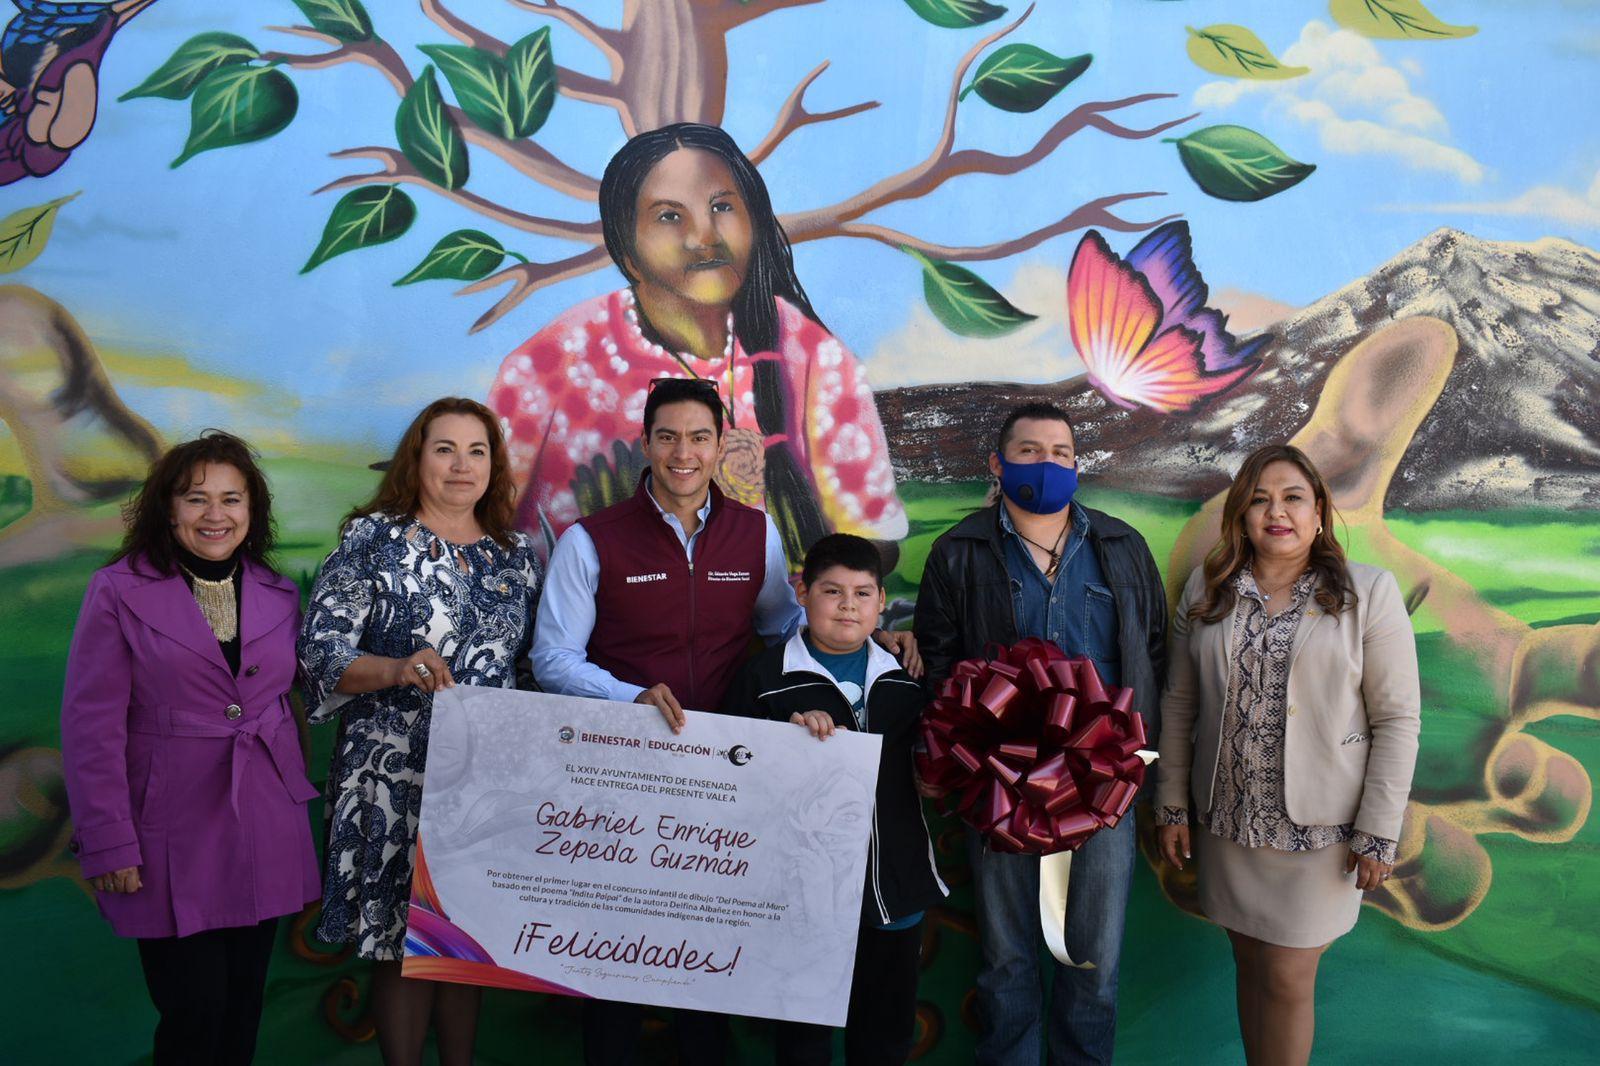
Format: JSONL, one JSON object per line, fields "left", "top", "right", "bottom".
{"left": 402, "top": 686, "right": 883, "bottom": 1026}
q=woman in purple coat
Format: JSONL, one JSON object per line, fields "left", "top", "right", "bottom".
{"left": 60, "top": 430, "right": 320, "bottom": 1065}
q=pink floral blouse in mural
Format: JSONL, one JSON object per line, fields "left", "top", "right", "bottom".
{"left": 488, "top": 288, "right": 907, "bottom": 550}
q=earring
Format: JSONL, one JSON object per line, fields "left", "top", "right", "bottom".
{"left": 1317, "top": 523, "right": 1324, "bottom": 535}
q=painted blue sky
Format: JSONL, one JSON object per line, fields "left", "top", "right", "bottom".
{"left": 9, "top": 0, "right": 1600, "bottom": 450}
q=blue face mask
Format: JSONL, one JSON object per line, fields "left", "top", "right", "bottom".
{"left": 998, "top": 457, "right": 1078, "bottom": 514}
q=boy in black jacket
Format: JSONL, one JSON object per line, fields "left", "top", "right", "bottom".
{"left": 722, "top": 534, "right": 948, "bottom": 1065}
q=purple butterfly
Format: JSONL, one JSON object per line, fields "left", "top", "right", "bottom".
{"left": 1067, "top": 220, "right": 1269, "bottom": 413}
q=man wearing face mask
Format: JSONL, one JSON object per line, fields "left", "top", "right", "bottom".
{"left": 913, "top": 402, "right": 1168, "bottom": 1066}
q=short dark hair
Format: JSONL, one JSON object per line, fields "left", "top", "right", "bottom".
{"left": 996, "top": 402, "right": 1075, "bottom": 454}
{"left": 643, "top": 378, "right": 724, "bottom": 437}
{"left": 800, "top": 533, "right": 883, "bottom": 588}
{"left": 114, "top": 430, "right": 277, "bottom": 575}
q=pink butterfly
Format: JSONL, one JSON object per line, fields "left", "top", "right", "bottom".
{"left": 1067, "top": 222, "right": 1266, "bottom": 413}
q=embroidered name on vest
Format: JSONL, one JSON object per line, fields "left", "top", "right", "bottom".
{"left": 625, "top": 572, "right": 668, "bottom": 585}
{"left": 706, "top": 570, "right": 752, "bottom": 583}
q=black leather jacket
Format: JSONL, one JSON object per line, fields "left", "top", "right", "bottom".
{"left": 912, "top": 503, "right": 1169, "bottom": 744}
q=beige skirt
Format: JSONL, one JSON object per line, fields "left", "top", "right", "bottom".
{"left": 1195, "top": 830, "right": 1363, "bottom": 949}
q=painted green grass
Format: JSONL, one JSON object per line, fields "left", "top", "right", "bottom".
{"left": 1384, "top": 509, "right": 1600, "bottom": 629}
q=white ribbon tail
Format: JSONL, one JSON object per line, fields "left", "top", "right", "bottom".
{"left": 1039, "top": 748, "right": 1159, "bottom": 968}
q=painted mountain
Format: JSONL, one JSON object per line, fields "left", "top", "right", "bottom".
{"left": 876, "top": 228, "right": 1600, "bottom": 510}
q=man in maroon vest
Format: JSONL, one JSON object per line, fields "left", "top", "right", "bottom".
{"left": 532, "top": 377, "right": 916, "bottom": 1063}
{"left": 532, "top": 378, "right": 805, "bottom": 731}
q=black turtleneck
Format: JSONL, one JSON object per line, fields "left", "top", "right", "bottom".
{"left": 174, "top": 544, "right": 243, "bottom": 675}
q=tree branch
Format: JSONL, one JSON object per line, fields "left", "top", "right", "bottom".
{"left": 265, "top": 24, "right": 601, "bottom": 201}
{"left": 553, "top": 67, "right": 636, "bottom": 136}
{"left": 506, "top": 0, "right": 624, "bottom": 68}
{"left": 262, "top": 25, "right": 412, "bottom": 95}
{"left": 458, "top": 246, "right": 613, "bottom": 332}
{"left": 420, "top": 0, "right": 505, "bottom": 49}
{"left": 721, "top": 0, "right": 828, "bottom": 30}
{"left": 790, "top": 192, "right": 1179, "bottom": 261}
{"left": 778, "top": 0, "right": 1196, "bottom": 238}
{"left": 747, "top": 60, "right": 879, "bottom": 166}
{"left": 785, "top": 91, "right": 1198, "bottom": 239}
{"left": 317, "top": 147, "right": 604, "bottom": 242}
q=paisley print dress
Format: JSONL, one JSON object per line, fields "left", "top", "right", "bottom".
{"left": 297, "top": 514, "right": 543, "bottom": 959}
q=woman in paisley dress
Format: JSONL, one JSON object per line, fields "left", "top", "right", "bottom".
{"left": 298, "top": 397, "right": 543, "bottom": 1066}
{"left": 1155, "top": 445, "right": 1421, "bottom": 1066}
{"left": 487, "top": 122, "right": 907, "bottom": 569}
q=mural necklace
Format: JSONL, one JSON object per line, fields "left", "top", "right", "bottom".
{"left": 626, "top": 292, "right": 738, "bottom": 423}
{"left": 663, "top": 326, "right": 738, "bottom": 424}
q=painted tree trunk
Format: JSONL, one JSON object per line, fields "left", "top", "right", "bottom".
{"left": 619, "top": 0, "right": 730, "bottom": 130}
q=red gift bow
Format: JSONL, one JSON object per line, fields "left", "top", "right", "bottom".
{"left": 917, "top": 639, "right": 1148, "bottom": 855}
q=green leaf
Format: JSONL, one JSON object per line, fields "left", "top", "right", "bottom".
{"left": 903, "top": 247, "right": 1037, "bottom": 338}
{"left": 302, "top": 186, "right": 416, "bottom": 274}
{"left": 0, "top": 192, "right": 79, "bottom": 274}
{"left": 118, "top": 32, "right": 259, "bottom": 102}
{"left": 1168, "top": 125, "right": 1315, "bottom": 203}
{"left": 396, "top": 66, "right": 469, "bottom": 190}
{"left": 290, "top": 0, "right": 373, "bottom": 43}
{"left": 960, "top": 44, "right": 1091, "bottom": 113}
{"left": 172, "top": 65, "right": 297, "bottom": 167}
{"left": 394, "top": 229, "right": 510, "bottom": 285}
{"left": 1185, "top": 25, "right": 1308, "bottom": 80}
{"left": 506, "top": 28, "right": 556, "bottom": 138}
{"left": 1329, "top": 0, "right": 1477, "bottom": 40}
{"left": 418, "top": 44, "right": 515, "bottom": 139}
{"left": 902, "top": 0, "right": 1007, "bottom": 30}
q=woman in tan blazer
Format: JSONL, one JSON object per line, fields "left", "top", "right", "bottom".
{"left": 1156, "top": 444, "right": 1420, "bottom": 1066}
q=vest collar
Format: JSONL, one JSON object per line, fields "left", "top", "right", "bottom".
{"left": 634, "top": 471, "right": 723, "bottom": 520}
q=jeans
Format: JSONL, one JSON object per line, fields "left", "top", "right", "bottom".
{"left": 967, "top": 815, "right": 1136, "bottom": 1065}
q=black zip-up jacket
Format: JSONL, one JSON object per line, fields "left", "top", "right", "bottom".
{"left": 721, "top": 633, "right": 949, "bottom": 925}
{"left": 912, "top": 503, "right": 1169, "bottom": 745}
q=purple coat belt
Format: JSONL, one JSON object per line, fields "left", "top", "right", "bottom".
{"left": 60, "top": 555, "right": 321, "bottom": 939}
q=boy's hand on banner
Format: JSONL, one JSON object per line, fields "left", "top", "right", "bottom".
{"left": 790, "top": 710, "right": 842, "bottom": 740}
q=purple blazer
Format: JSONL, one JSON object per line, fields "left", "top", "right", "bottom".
{"left": 60, "top": 555, "right": 321, "bottom": 939}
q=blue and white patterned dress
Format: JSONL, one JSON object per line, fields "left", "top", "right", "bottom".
{"left": 298, "top": 513, "right": 543, "bottom": 960}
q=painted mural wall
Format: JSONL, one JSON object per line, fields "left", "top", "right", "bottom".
{"left": 2, "top": 1, "right": 1597, "bottom": 1061}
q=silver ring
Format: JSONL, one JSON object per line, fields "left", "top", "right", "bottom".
{"left": 414, "top": 663, "right": 431, "bottom": 678}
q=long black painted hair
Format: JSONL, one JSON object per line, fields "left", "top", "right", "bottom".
{"left": 599, "top": 122, "right": 830, "bottom": 558}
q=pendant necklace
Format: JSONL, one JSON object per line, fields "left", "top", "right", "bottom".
{"left": 1016, "top": 518, "right": 1071, "bottom": 580}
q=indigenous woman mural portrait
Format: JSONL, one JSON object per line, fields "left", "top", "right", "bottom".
{"left": 488, "top": 122, "right": 907, "bottom": 564}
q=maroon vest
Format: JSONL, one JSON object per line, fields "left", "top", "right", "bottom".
{"left": 579, "top": 477, "right": 767, "bottom": 712}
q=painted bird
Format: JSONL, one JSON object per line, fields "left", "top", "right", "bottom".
{"left": 1067, "top": 220, "right": 1268, "bottom": 414}
{"left": 0, "top": 0, "right": 156, "bottom": 186}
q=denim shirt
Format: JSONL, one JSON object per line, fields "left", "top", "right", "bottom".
{"left": 999, "top": 503, "right": 1122, "bottom": 686}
